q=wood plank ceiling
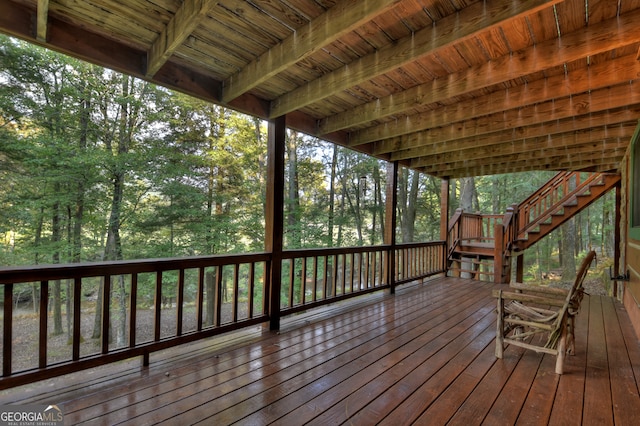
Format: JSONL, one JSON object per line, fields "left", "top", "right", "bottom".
{"left": 1, "top": 0, "right": 639, "bottom": 178}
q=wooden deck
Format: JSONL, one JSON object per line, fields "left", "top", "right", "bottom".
{"left": 2, "top": 276, "right": 640, "bottom": 425}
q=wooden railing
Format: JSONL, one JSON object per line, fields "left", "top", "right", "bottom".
{"left": 0, "top": 242, "right": 445, "bottom": 389}
{"left": 394, "top": 242, "right": 445, "bottom": 285}
{"left": 493, "top": 205, "right": 517, "bottom": 283}
{"left": 516, "top": 171, "right": 598, "bottom": 239}
{"left": 448, "top": 208, "right": 502, "bottom": 247}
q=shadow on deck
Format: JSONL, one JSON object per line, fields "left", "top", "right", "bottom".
{"left": 2, "top": 277, "right": 640, "bottom": 425}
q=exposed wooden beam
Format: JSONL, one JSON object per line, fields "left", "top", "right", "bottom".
{"left": 387, "top": 108, "right": 640, "bottom": 162}
{"left": 327, "top": 8, "right": 640, "bottom": 139}
{"left": 423, "top": 146, "right": 625, "bottom": 179}
{"left": 0, "top": 1, "right": 354, "bottom": 152}
{"left": 418, "top": 139, "right": 629, "bottom": 176}
{"left": 411, "top": 125, "right": 635, "bottom": 169}
{"left": 351, "top": 53, "right": 640, "bottom": 146}
{"left": 439, "top": 160, "right": 623, "bottom": 179}
{"left": 36, "top": 0, "right": 49, "bottom": 42}
{"left": 382, "top": 82, "right": 640, "bottom": 158}
{"left": 222, "top": 0, "right": 401, "bottom": 103}
{"left": 146, "top": 0, "right": 212, "bottom": 78}
{"left": 269, "top": 0, "right": 561, "bottom": 118}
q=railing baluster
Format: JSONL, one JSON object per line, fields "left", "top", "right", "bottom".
{"left": 312, "top": 256, "right": 318, "bottom": 302}
{"left": 214, "top": 266, "right": 222, "bottom": 327}
{"left": 39, "top": 280, "right": 48, "bottom": 369}
{"left": 129, "top": 274, "right": 137, "bottom": 348}
{"left": 102, "top": 275, "right": 111, "bottom": 355}
{"left": 322, "top": 255, "right": 328, "bottom": 299}
{"left": 232, "top": 264, "right": 239, "bottom": 323}
{"left": 288, "top": 259, "right": 295, "bottom": 307}
{"left": 73, "top": 277, "right": 82, "bottom": 360}
{"left": 332, "top": 255, "right": 338, "bottom": 297}
{"left": 196, "top": 267, "right": 204, "bottom": 331}
{"left": 300, "top": 257, "right": 307, "bottom": 304}
{"left": 177, "top": 269, "right": 185, "bottom": 336}
{"left": 248, "top": 262, "right": 255, "bottom": 318}
{"left": 3, "top": 283, "right": 12, "bottom": 376}
{"left": 350, "top": 253, "right": 356, "bottom": 292}
{"left": 154, "top": 272, "right": 162, "bottom": 342}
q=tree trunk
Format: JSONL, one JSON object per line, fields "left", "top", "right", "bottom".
{"left": 286, "top": 131, "right": 301, "bottom": 248}
{"left": 561, "top": 221, "right": 577, "bottom": 282}
{"left": 51, "top": 189, "right": 63, "bottom": 335}
{"left": 328, "top": 145, "right": 338, "bottom": 247}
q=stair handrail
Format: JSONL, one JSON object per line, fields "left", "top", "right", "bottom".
{"left": 516, "top": 172, "right": 601, "bottom": 239}
{"left": 447, "top": 208, "right": 464, "bottom": 257}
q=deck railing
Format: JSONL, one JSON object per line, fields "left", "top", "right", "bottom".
{"left": 0, "top": 242, "right": 445, "bottom": 389}
{"left": 448, "top": 208, "right": 503, "bottom": 247}
{"left": 516, "top": 171, "right": 598, "bottom": 239}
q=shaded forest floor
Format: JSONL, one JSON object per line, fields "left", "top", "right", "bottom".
{"left": 2, "top": 301, "right": 251, "bottom": 374}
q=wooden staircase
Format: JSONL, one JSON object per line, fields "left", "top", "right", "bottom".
{"left": 447, "top": 172, "right": 620, "bottom": 283}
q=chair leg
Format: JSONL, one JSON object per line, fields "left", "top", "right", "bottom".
{"left": 555, "top": 329, "right": 567, "bottom": 374}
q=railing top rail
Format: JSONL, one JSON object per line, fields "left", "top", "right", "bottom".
{"left": 517, "top": 171, "right": 572, "bottom": 208}
{"left": 517, "top": 172, "right": 602, "bottom": 236}
{"left": 0, "top": 241, "right": 449, "bottom": 284}
{"left": 0, "top": 252, "right": 272, "bottom": 284}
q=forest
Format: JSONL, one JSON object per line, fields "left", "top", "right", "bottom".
{"left": 0, "top": 35, "right": 616, "bottom": 313}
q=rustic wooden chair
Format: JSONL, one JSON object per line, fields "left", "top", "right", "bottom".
{"left": 493, "top": 250, "right": 596, "bottom": 374}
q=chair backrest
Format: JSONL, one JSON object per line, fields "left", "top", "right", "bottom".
{"left": 545, "top": 251, "right": 596, "bottom": 349}
{"left": 568, "top": 250, "right": 597, "bottom": 312}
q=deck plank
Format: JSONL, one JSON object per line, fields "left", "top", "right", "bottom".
{"left": 583, "top": 295, "right": 615, "bottom": 425}
{"left": 1, "top": 277, "right": 639, "bottom": 425}
{"left": 204, "top": 282, "right": 493, "bottom": 425}
{"left": 602, "top": 296, "right": 640, "bottom": 424}
{"left": 548, "top": 290, "right": 590, "bottom": 425}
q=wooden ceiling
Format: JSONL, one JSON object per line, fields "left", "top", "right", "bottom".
{"left": 1, "top": 0, "right": 639, "bottom": 178}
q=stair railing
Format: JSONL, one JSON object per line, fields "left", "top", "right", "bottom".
{"left": 516, "top": 172, "right": 601, "bottom": 240}
{"left": 493, "top": 205, "right": 517, "bottom": 283}
{"left": 447, "top": 208, "right": 464, "bottom": 258}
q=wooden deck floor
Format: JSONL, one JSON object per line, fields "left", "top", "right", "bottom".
{"left": 2, "top": 277, "right": 640, "bottom": 425}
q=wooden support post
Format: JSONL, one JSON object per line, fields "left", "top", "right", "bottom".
{"left": 385, "top": 161, "right": 398, "bottom": 294}
{"left": 614, "top": 181, "right": 621, "bottom": 298}
{"left": 516, "top": 253, "right": 524, "bottom": 283}
{"left": 266, "top": 115, "right": 286, "bottom": 330}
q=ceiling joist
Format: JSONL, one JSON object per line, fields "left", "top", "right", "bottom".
{"left": 339, "top": 8, "right": 640, "bottom": 142}
{"left": 1, "top": 0, "right": 636, "bottom": 179}
{"left": 36, "top": 0, "right": 48, "bottom": 42}
{"left": 222, "top": 0, "right": 402, "bottom": 103}
{"left": 269, "top": 0, "right": 561, "bottom": 118}
{"left": 353, "top": 53, "right": 640, "bottom": 147}
{"left": 146, "top": 0, "right": 213, "bottom": 77}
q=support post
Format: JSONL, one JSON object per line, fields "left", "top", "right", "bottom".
{"left": 265, "top": 115, "right": 286, "bottom": 330}
{"left": 614, "top": 181, "right": 622, "bottom": 298}
{"left": 385, "top": 162, "right": 398, "bottom": 294}
{"left": 516, "top": 254, "right": 524, "bottom": 283}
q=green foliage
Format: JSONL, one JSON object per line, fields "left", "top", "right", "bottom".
{"left": 0, "top": 35, "right": 618, "bottom": 279}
